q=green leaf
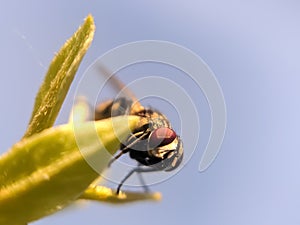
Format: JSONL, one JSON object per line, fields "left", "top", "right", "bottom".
{"left": 0, "top": 14, "right": 161, "bottom": 225}
{"left": 0, "top": 116, "right": 140, "bottom": 225}
{"left": 23, "top": 15, "right": 95, "bottom": 138}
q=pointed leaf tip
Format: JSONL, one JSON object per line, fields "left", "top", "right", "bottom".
{"left": 23, "top": 15, "right": 95, "bottom": 138}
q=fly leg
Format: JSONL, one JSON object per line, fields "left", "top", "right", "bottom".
{"left": 136, "top": 164, "right": 150, "bottom": 193}
{"left": 116, "top": 166, "right": 158, "bottom": 195}
{"left": 108, "top": 132, "right": 149, "bottom": 167}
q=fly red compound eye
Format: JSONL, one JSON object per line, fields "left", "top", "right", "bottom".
{"left": 149, "top": 127, "right": 177, "bottom": 148}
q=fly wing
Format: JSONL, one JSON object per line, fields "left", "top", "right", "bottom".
{"left": 97, "top": 63, "right": 144, "bottom": 115}
{"left": 95, "top": 98, "right": 133, "bottom": 120}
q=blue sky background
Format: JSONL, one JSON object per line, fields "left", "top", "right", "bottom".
{"left": 1, "top": 1, "right": 300, "bottom": 225}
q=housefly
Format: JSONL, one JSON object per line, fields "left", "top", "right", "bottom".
{"left": 94, "top": 65, "right": 183, "bottom": 194}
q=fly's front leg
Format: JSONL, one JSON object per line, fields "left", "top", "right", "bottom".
{"left": 116, "top": 166, "right": 159, "bottom": 195}
{"left": 108, "top": 131, "right": 149, "bottom": 167}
